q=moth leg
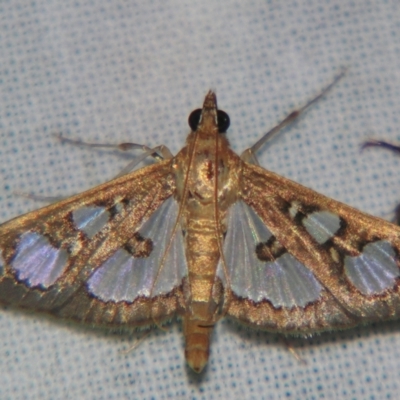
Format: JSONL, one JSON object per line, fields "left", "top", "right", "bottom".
{"left": 54, "top": 133, "right": 174, "bottom": 177}
{"left": 115, "top": 145, "right": 172, "bottom": 177}
{"left": 361, "top": 139, "right": 400, "bottom": 154}
{"left": 13, "top": 190, "right": 67, "bottom": 203}
{"left": 119, "top": 330, "right": 152, "bottom": 356}
{"left": 54, "top": 133, "right": 173, "bottom": 161}
{"left": 241, "top": 68, "right": 347, "bottom": 164}
{"left": 281, "top": 337, "right": 307, "bottom": 365}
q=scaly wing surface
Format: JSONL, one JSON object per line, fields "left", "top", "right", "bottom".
{"left": 0, "top": 160, "right": 188, "bottom": 327}
{"left": 221, "top": 162, "right": 400, "bottom": 334}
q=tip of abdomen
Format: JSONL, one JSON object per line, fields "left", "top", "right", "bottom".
{"left": 186, "top": 345, "right": 209, "bottom": 373}
{"left": 185, "top": 330, "right": 212, "bottom": 373}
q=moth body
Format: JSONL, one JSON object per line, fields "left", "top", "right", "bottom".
{"left": 3, "top": 74, "right": 400, "bottom": 374}
{"left": 173, "top": 92, "right": 240, "bottom": 372}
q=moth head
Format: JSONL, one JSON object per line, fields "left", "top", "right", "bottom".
{"left": 188, "top": 90, "right": 230, "bottom": 134}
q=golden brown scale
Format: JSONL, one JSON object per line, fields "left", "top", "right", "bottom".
{"left": 172, "top": 92, "right": 240, "bottom": 372}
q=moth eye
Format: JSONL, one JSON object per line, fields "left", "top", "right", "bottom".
{"left": 188, "top": 109, "right": 202, "bottom": 131}
{"left": 217, "top": 110, "right": 230, "bottom": 133}
{"left": 188, "top": 109, "right": 230, "bottom": 133}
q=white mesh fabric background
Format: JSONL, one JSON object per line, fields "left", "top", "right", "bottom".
{"left": 0, "top": 1, "right": 400, "bottom": 399}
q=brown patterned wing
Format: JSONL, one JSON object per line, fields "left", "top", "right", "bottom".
{"left": 223, "top": 162, "right": 400, "bottom": 334}
{"left": 0, "top": 160, "right": 187, "bottom": 327}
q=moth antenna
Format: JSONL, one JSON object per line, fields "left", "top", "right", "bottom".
{"left": 241, "top": 68, "right": 347, "bottom": 162}
{"left": 212, "top": 125, "right": 232, "bottom": 321}
{"left": 148, "top": 133, "right": 198, "bottom": 327}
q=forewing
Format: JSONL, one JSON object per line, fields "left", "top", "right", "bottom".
{"left": 0, "top": 160, "right": 186, "bottom": 327}
{"left": 224, "top": 162, "right": 400, "bottom": 334}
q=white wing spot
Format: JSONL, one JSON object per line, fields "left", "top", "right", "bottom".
{"left": 262, "top": 252, "right": 323, "bottom": 307}
{"left": 219, "top": 201, "right": 322, "bottom": 308}
{"left": 11, "top": 232, "right": 68, "bottom": 288}
{"left": 87, "top": 197, "right": 187, "bottom": 302}
{"left": 330, "top": 247, "right": 340, "bottom": 263}
{"left": 73, "top": 206, "right": 110, "bottom": 238}
{"left": 303, "top": 210, "right": 341, "bottom": 244}
{"left": 344, "top": 240, "right": 399, "bottom": 295}
{"left": 288, "top": 201, "right": 301, "bottom": 219}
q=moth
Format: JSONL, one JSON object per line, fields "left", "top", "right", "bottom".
{"left": 2, "top": 73, "right": 400, "bottom": 374}
{"left": 362, "top": 139, "right": 400, "bottom": 224}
